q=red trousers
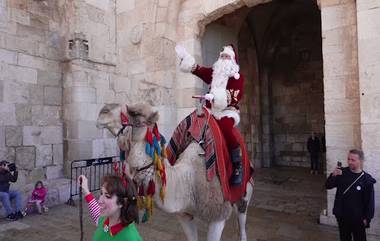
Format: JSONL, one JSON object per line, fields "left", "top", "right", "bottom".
{"left": 216, "top": 117, "right": 239, "bottom": 151}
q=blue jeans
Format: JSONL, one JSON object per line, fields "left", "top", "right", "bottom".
{"left": 0, "top": 190, "right": 23, "bottom": 215}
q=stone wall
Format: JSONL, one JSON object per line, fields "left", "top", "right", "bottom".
{"left": 357, "top": 0, "right": 380, "bottom": 235}
{"left": 318, "top": 0, "right": 369, "bottom": 230}
{"left": 270, "top": 21, "right": 324, "bottom": 167}
{"left": 0, "top": 0, "right": 66, "bottom": 186}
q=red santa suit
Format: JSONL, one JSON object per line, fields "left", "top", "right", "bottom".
{"left": 191, "top": 64, "right": 243, "bottom": 150}
{"left": 176, "top": 44, "right": 245, "bottom": 185}
{"left": 190, "top": 45, "right": 243, "bottom": 151}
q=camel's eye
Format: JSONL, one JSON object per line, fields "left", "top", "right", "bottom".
{"left": 128, "top": 111, "right": 138, "bottom": 117}
{"left": 101, "top": 109, "right": 110, "bottom": 114}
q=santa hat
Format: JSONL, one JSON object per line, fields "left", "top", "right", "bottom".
{"left": 220, "top": 44, "right": 240, "bottom": 79}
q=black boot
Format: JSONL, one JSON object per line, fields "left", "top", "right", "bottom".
{"left": 229, "top": 147, "right": 243, "bottom": 186}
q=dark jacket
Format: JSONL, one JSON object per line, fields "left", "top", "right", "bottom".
{"left": 326, "top": 167, "right": 376, "bottom": 227}
{"left": 307, "top": 137, "right": 321, "bottom": 156}
{"left": 0, "top": 169, "right": 18, "bottom": 192}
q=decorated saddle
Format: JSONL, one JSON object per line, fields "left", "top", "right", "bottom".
{"left": 166, "top": 107, "right": 252, "bottom": 203}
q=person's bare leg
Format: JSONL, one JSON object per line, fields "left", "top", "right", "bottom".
{"left": 36, "top": 200, "right": 42, "bottom": 214}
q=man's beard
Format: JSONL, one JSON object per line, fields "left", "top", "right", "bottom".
{"left": 211, "top": 58, "right": 239, "bottom": 89}
{"left": 213, "top": 58, "right": 239, "bottom": 78}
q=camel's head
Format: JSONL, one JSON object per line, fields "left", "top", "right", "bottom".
{"left": 126, "top": 103, "right": 160, "bottom": 169}
{"left": 96, "top": 104, "right": 123, "bottom": 136}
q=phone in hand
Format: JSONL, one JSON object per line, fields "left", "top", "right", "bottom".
{"left": 337, "top": 161, "right": 342, "bottom": 168}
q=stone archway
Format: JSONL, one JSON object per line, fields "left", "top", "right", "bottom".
{"left": 180, "top": 0, "right": 328, "bottom": 221}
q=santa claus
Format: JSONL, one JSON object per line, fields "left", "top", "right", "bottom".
{"left": 175, "top": 44, "right": 244, "bottom": 186}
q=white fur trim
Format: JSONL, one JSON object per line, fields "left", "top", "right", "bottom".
{"left": 179, "top": 54, "right": 195, "bottom": 73}
{"left": 234, "top": 73, "right": 240, "bottom": 79}
{"left": 210, "top": 88, "right": 227, "bottom": 111}
{"left": 212, "top": 109, "right": 240, "bottom": 126}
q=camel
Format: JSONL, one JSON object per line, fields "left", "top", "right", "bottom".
{"left": 96, "top": 103, "right": 254, "bottom": 241}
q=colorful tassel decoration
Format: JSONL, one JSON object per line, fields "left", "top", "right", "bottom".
{"left": 147, "top": 179, "right": 155, "bottom": 196}
{"left": 138, "top": 183, "right": 144, "bottom": 197}
{"left": 153, "top": 124, "right": 160, "bottom": 141}
{"left": 142, "top": 210, "right": 148, "bottom": 223}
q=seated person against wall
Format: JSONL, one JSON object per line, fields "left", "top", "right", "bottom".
{"left": 0, "top": 160, "right": 23, "bottom": 221}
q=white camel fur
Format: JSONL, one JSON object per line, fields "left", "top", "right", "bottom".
{"left": 96, "top": 103, "right": 254, "bottom": 241}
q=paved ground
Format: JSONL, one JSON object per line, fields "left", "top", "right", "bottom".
{"left": 0, "top": 167, "right": 379, "bottom": 241}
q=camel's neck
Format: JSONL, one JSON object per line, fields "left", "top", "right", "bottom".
{"left": 150, "top": 143, "right": 202, "bottom": 213}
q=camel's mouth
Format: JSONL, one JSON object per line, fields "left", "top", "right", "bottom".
{"left": 96, "top": 122, "right": 106, "bottom": 129}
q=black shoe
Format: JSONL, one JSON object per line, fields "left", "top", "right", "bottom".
{"left": 6, "top": 213, "right": 17, "bottom": 221}
{"left": 15, "top": 211, "right": 24, "bottom": 219}
{"left": 229, "top": 147, "right": 243, "bottom": 186}
{"left": 229, "top": 164, "right": 243, "bottom": 186}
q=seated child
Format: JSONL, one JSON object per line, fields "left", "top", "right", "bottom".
{"left": 25, "top": 180, "right": 48, "bottom": 214}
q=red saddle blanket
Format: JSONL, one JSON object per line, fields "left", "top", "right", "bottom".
{"left": 166, "top": 108, "right": 252, "bottom": 203}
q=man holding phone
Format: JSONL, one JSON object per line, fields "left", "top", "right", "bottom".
{"left": 326, "top": 149, "right": 376, "bottom": 241}
{"left": 0, "top": 160, "right": 23, "bottom": 221}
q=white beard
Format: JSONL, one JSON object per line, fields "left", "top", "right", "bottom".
{"left": 211, "top": 58, "right": 239, "bottom": 89}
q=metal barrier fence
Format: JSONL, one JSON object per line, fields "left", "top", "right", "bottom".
{"left": 66, "top": 156, "right": 121, "bottom": 206}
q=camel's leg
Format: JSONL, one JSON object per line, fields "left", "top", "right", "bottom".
{"left": 234, "top": 182, "right": 254, "bottom": 241}
{"left": 177, "top": 213, "right": 198, "bottom": 241}
{"left": 207, "top": 219, "right": 226, "bottom": 241}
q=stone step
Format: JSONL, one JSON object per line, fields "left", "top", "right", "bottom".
{"left": 0, "top": 178, "right": 71, "bottom": 217}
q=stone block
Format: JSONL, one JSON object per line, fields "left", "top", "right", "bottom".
{"left": 32, "top": 105, "right": 62, "bottom": 126}
{"left": 110, "top": 75, "right": 131, "bottom": 92}
{"left": 28, "top": 167, "right": 45, "bottom": 183}
{"left": 65, "top": 140, "right": 93, "bottom": 161}
{"left": 96, "top": 89, "right": 115, "bottom": 104}
{"left": 41, "top": 126, "right": 63, "bottom": 145}
{"left": 3, "top": 80, "right": 29, "bottom": 103}
{"left": 53, "top": 144, "right": 63, "bottom": 165}
{"left": 15, "top": 103, "right": 32, "bottom": 126}
{"left": 15, "top": 146, "right": 35, "bottom": 170}
{"left": 357, "top": 0, "right": 380, "bottom": 12}
{"left": 66, "top": 120, "right": 101, "bottom": 139}
{"left": 29, "top": 84, "right": 44, "bottom": 105}
{"left": 92, "top": 138, "right": 118, "bottom": 158}
{"left": 18, "top": 53, "right": 60, "bottom": 72}
{"left": 70, "top": 87, "right": 96, "bottom": 103}
{"left": 23, "top": 126, "right": 42, "bottom": 145}
{"left": 0, "top": 48, "right": 17, "bottom": 64}
{"left": 360, "top": 37, "right": 380, "bottom": 69}
{"left": 85, "top": 0, "right": 110, "bottom": 11}
{"left": 0, "top": 147, "right": 15, "bottom": 162}
{"left": 5, "top": 126, "right": 22, "bottom": 146}
{"left": 88, "top": 71, "right": 109, "bottom": 90}
{"left": 321, "top": 2, "right": 356, "bottom": 31}
{"left": 117, "top": 0, "right": 135, "bottom": 13}
{"left": 0, "top": 78, "right": 3, "bottom": 102}
{"left": 0, "top": 127, "right": 4, "bottom": 147}
{"left": 5, "top": 35, "right": 38, "bottom": 56}
{"left": 9, "top": 7, "right": 30, "bottom": 25}
{"left": 36, "top": 144, "right": 53, "bottom": 167}
{"left": 6, "top": 64, "right": 38, "bottom": 84}
{"left": 357, "top": 7, "right": 380, "bottom": 41}
{"left": 44, "top": 86, "right": 62, "bottom": 106}
{"left": 0, "top": 103, "right": 16, "bottom": 126}
{"left": 37, "top": 70, "right": 62, "bottom": 86}
{"left": 127, "top": 59, "right": 146, "bottom": 75}
{"left": 45, "top": 165, "right": 64, "bottom": 179}
{"left": 63, "top": 103, "right": 99, "bottom": 121}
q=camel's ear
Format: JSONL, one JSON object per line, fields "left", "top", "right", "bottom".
{"left": 146, "top": 111, "right": 159, "bottom": 125}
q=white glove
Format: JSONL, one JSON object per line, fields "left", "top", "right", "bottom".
{"left": 205, "top": 93, "right": 214, "bottom": 102}
{"left": 175, "top": 44, "right": 189, "bottom": 59}
{"left": 175, "top": 44, "right": 195, "bottom": 73}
